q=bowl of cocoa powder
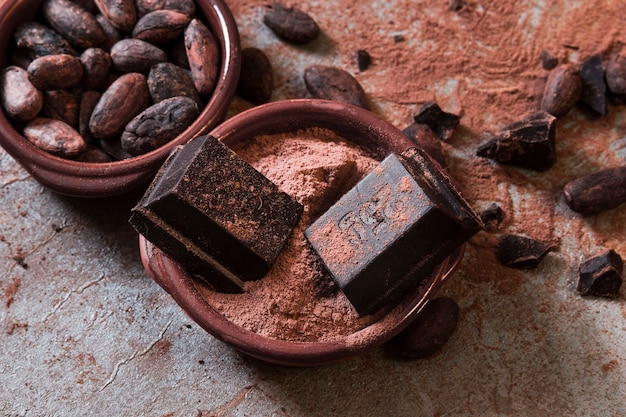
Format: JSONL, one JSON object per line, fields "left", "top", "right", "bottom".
{"left": 138, "top": 99, "right": 466, "bottom": 366}
{"left": 0, "top": 0, "right": 240, "bottom": 197}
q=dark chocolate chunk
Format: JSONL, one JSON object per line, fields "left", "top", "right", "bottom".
{"left": 263, "top": 2, "right": 320, "bottom": 44}
{"left": 237, "top": 47, "right": 273, "bottom": 104}
{"left": 476, "top": 111, "right": 556, "bottom": 171}
{"left": 402, "top": 123, "right": 446, "bottom": 167}
{"left": 540, "top": 49, "right": 558, "bottom": 70}
{"left": 305, "top": 147, "right": 482, "bottom": 316}
{"left": 304, "top": 65, "right": 368, "bottom": 109}
{"left": 412, "top": 102, "right": 460, "bottom": 141}
{"left": 356, "top": 49, "right": 371, "bottom": 72}
{"left": 577, "top": 250, "right": 623, "bottom": 298}
{"left": 562, "top": 166, "right": 626, "bottom": 215}
{"left": 478, "top": 202, "right": 505, "bottom": 229}
{"left": 130, "top": 135, "right": 303, "bottom": 292}
{"left": 579, "top": 54, "right": 607, "bottom": 116}
{"left": 386, "top": 297, "right": 459, "bottom": 359}
{"left": 496, "top": 234, "right": 555, "bottom": 269}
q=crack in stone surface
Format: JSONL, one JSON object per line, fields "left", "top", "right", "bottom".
{"left": 98, "top": 319, "right": 173, "bottom": 392}
{"left": 40, "top": 273, "right": 106, "bottom": 322}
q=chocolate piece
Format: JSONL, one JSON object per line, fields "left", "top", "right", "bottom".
{"left": 412, "top": 102, "right": 460, "bottom": 141}
{"left": 263, "top": 2, "right": 320, "bottom": 44}
{"left": 305, "top": 147, "right": 482, "bottom": 316}
{"left": 237, "top": 47, "right": 273, "bottom": 104}
{"left": 448, "top": 0, "right": 465, "bottom": 12}
{"left": 478, "top": 202, "right": 505, "bottom": 229}
{"left": 541, "top": 64, "right": 582, "bottom": 118}
{"left": 130, "top": 135, "right": 303, "bottom": 292}
{"left": 562, "top": 167, "right": 626, "bottom": 215}
{"left": 577, "top": 250, "right": 623, "bottom": 298}
{"left": 304, "top": 65, "right": 368, "bottom": 109}
{"left": 540, "top": 49, "right": 558, "bottom": 70}
{"left": 496, "top": 234, "right": 555, "bottom": 269}
{"left": 476, "top": 111, "right": 556, "bottom": 171}
{"left": 402, "top": 122, "right": 445, "bottom": 167}
{"left": 386, "top": 297, "right": 459, "bottom": 359}
{"left": 579, "top": 54, "right": 607, "bottom": 116}
{"left": 356, "top": 49, "right": 371, "bottom": 72}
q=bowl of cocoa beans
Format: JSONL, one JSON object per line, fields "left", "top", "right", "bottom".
{"left": 136, "top": 99, "right": 472, "bottom": 366}
{"left": 0, "top": 0, "right": 240, "bottom": 197}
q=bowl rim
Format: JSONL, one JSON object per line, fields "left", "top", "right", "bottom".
{"left": 0, "top": 0, "right": 241, "bottom": 197}
{"left": 137, "top": 99, "right": 467, "bottom": 366}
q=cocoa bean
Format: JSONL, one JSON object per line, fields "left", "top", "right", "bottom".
{"left": 135, "top": 0, "right": 196, "bottom": 17}
{"left": 43, "top": 90, "right": 79, "bottom": 128}
{"left": 237, "top": 47, "right": 273, "bottom": 104}
{"left": 42, "top": 0, "right": 106, "bottom": 49}
{"left": 0, "top": 66, "right": 43, "bottom": 122}
{"left": 147, "top": 62, "right": 201, "bottom": 105}
{"left": 606, "top": 50, "right": 626, "bottom": 96}
{"left": 89, "top": 72, "right": 150, "bottom": 140}
{"left": 541, "top": 64, "right": 582, "bottom": 118}
{"left": 563, "top": 167, "right": 626, "bottom": 214}
{"left": 110, "top": 38, "right": 168, "bottom": 74}
{"left": 96, "top": 13, "right": 124, "bottom": 51}
{"left": 27, "top": 54, "right": 83, "bottom": 91}
{"left": 80, "top": 48, "right": 112, "bottom": 91}
{"left": 132, "top": 10, "right": 191, "bottom": 44}
{"left": 23, "top": 117, "right": 87, "bottom": 158}
{"left": 93, "top": 0, "right": 137, "bottom": 32}
{"left": 263, "top": 2, "right": 320, "bottom": 44}
{"left": 184, "top": 18, "right": 219, "bottom": 97}
{"left": 79, "top": 90, "right": 101, "bottom": 143}
{"left": 121, "top": 96, "right": 199, "bottom": 155}
{"left": 303, "top": 65, "right": 368, "bottom": 109}
{"left": 75, "top": 145, "right": 114, "bottom": 163}
{"left": 14, "top": 21, "right": 76, "bottom": 58}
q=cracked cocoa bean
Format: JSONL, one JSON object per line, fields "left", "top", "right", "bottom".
{"left": 23, "top": 117, "right": 86, "bottom": 158}
{"left": 121, "top": 96, "right": 199, "bottom": 156}
{"left": 0, "top": 66, "right": 43, "bottom": 122}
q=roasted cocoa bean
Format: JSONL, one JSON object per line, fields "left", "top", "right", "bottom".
{"left": 147, "top": 62, "right": 201, "bottom": 105}
{"left": 132, "top": 10, "right": 191, "bottom": 43}
{"left": 563, "top": 167, "right": 626, "bottom": 214}
{"left": 42, "top": 0, "right": 106, "bottom": 49}
{"left": 185, "top": 18, "right": 220, "bottom": 97}
{"left": 89, "top": 72, "right": 150, "bottom": 140}
{"left": 75, "top": 145, "right": 114, "bottom": 163}
{"left": 237, "top": 47, "right": 273, "bottom": 104}
{"left": 135, "top": 0, "right": 196, "bottom": 17}
{"left": 110, "top": 38, "right": 168, "bottom": 74}
{"left": 14, "top": 22, "right": 76, "bottom": 58}
{"left": 80, "top": 48, "right": 112, "bottom": 91}
{"left": 43, "top": 90, "right": 79, "bottom": 128}
{"left": 303, "top": 65, "right": 368, "bottom": 109}
{"left": 121, "top": 96, "right": 199, "bottom": 155}
{"left": 27, "top": 54, "right": 83, "bottom": 91}
{"left": 79, "top": 90, "right": 101, "bottom": 143}
{"left": 96, "top": 13, "right": 124, "bottom": 51}
{"left": 541, "top": 64, "right": 582, "bottom": 118}
{"left": 23, "top": 117, "right": 87, "bottom": 158}
{"left": 263, "top": 2, "right": 320, "bottom": 44}
{"left": 386, "top": 297, "right": 459, "bottom": 359}
{"left": 606, "top": 51, "right": 626, "bottom": 96}
{"left": 167, "top": 37, "right": 190, "bottom": 69}
{"left": 540, "top": 49, "right": 558, "bottom": 70}
{"left": 0, "top": 66, "right": 43, "bottom": 122}
{"left": 93, "top": 0, "right": 137, "bottom": 32}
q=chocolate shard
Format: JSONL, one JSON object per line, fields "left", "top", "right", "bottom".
{"left": 130, "top": 135, "right": 303, "bottom": 292}
{"left": 402, "top": 122, "right": 446, "bottom": 167}
{"left": 579, "top": 54, "right": 607, "bottom": 116}
{"left": 386, "top": 296, "right": 459, "bottom": 359}
{"left": 577, "top": 250, "right": 623, "bottom": 298}
{"left": 562, "top": 166, "right": 626, "bottom": 215}
{"left": 304, "top": 147, "right": 482, "bottom": 316}
{"left": 476, "top": 111, "right": 556, "bottom": 171}
{"left": 412, "top": 101, "right": 460, "bottom": 141}
{"left": 478, "top": 202, "right": 505, "bottom": 229}
{"left": 496, "top": 234, "right": 556, "bottom": 269}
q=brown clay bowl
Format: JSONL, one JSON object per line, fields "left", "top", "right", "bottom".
{"left": 138, "top": 99, "right": 466, "bottom": 366}
{"left": 0, "top": 0, "right": 241, "bottom": 197}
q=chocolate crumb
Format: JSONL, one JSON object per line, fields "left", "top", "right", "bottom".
{"left": 579, "top": 54, "right": 607, "bottom": 116}
{"left": 577, "top": 250, "right": 623, "bottom": 298}
{"left": 412, "top": 101, "right": 460, "bottom": 141}
{"left": 496, "top": 234, "right": 556, "bottom": 269}
{"left": 448, "top": 0, "right": 465, "bottom": 12}
{"left": 478, "top": 203, "right": 505, "bottom": 230}
{"left": 356, "top": 49, "right": 371, "bottom": 72}
{"left": 540, "top": 49, "right": 558, "bottom": 70}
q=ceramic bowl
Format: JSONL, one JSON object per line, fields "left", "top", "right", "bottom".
{"left": 138, "top": 99, "right": 466, "bottom": 366}
{"left": 0, "top": 0, "right": 241, "bottom": 197}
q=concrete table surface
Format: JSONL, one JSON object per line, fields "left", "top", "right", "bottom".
{"left": 2, "top": 0, "right": 626, "bottom": 416}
